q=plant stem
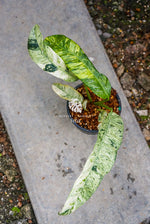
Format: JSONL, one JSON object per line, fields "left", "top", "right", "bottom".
{"left": 84, "top": 85, "right": 92, "bottom": 102}
{"left": 94, "top": 101, "right": 113, "bottom": 112}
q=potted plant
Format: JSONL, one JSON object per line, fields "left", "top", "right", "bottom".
{"left": 28, "top": 25, "right": 124, "bottom": 215}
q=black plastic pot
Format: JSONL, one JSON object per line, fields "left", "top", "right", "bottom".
{"left": 66, "top": 83, "right": 122, "bottom": 135}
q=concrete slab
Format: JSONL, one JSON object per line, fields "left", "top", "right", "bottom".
{"left": 0, "top": 0, "right": 150, "bottom": 223}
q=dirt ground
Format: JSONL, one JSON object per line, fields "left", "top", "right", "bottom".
{"left": 0, "top": 0, "right": 150, "bottom": 223}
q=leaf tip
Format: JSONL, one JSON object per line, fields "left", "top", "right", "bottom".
{"left": 58, "top": 208, "right": 72, "bottom": 216}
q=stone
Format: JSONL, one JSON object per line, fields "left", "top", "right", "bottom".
{"left": 123, "top": 90, "right": 132, "bottom": 98}
{"left": 136, "top": 110, "right": 148, "bottom": 116}
{"left": 132, "top": 88, "right": 139, "bottom": 96}
{"left": 97, "top": 29, "right": 102, "bottom": 36}
{"left": 130, "top": 10, "right": 135, "bottom": 16}
{"left": 116, "top": 64, "right": 125, "bottom": 77}
{"left": 143, "top": 128, "right": 150, "bottom": 141}
{"left": 0, "top": 215, "right": 4, "bottom": 222}
{"left": 95, "top": 23, "right": 102, "bottom": 29}
{"left": 87, "top": 0, "right": 93, "bottom": 6}
{"left": 5, "top": 169, "right": 17, "bottom": 182}
{"left": 102, "top": 32, "right": 112, "bottom": 38}
{"left": 138, "top": 73, "right": 150, "bottom": 91}
{"left": 120, "top": 73, "right": 134, "bottom": 90}
{"left": 21, "top": 204, "right": 33, "bottom": 220}
{"left": 7, "top": 158, "right": 15, "bottom": 166}
{"left": 118, "top": 6, "right": 123, "bottom": 11}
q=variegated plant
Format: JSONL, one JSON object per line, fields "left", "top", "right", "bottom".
{"left": 28, "top": 25, "right": 124, "bottom": 216}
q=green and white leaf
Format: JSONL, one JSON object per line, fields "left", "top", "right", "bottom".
{"left": 52, "top": 83, "right": 84, "bottom": 103}
{"left": 28, "top": 25, "right": 78, "bottom": 82}
{"left": 44, "top": 35, "right": 111, "bottom": 99}
{"left": 59, "top": 112, "right": 124, "bottom": 215}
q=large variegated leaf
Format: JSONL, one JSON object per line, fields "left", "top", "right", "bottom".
{"left": 28, "top": 25, "right": 78, "bottom": 82}
{"left": 44, "top": 35, "right": 111, "bottom": 99}
{"left": 52, "top": 83, "right": 84, "bottom": 103}
{"left": 59, "top": 111, "right": 124, "bottom": 215}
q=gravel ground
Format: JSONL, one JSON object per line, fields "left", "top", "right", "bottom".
{"left": 85, "top": 0, "right": 150, "bottom": 148}
{"left": 0, "top": 0, "right": 150, "bottom": 223}
{"left": 0, "top": 114, "right": 37, "bottom": 224}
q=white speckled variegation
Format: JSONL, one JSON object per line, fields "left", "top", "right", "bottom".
{"left": 59, "top": 111, "right": 124, "bottom": 215}
{"left": 28, "top": 25, "right": 78, "bottom": 82}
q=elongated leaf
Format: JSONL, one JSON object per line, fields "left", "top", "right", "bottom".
{"left": 28, "top": 25, "right": 78, "bottom": 82}
{"left": 52, "top": 83, "right": 84, "bottom": 103}
{"left": 44, "top": 35, "right": 111, "bottom": 99}
{"left": 59, "top": 112, "right": 124, "bottom": 215}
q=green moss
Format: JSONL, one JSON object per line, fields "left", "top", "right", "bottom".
{"left": 140, "top": 116, "right": 149, "bottom": 121}
{"left": 11, "top": 206, "right": 21, "bottom": 216}
{"left": 23, "top": 192, "right": 29, "bottom": 200}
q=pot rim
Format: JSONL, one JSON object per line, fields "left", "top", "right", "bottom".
{"left": 66, "top": 83, "right": 122, "bottom": 135}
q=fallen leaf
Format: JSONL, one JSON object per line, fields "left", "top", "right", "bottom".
{"left": 113, "top": 63, "right": 118, "bottom": 68}
{"left": 17, "top": 201, "right": 22, "bottom": 207}
{"left": 136, "top": 8, "right": 141, "bottom": 12}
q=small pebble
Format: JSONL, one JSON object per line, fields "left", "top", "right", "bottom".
{"left": 117, "top": 64, "right": 125, "bottom": 77}
{"left": 143, "top": 128, "right": 150, "bottom": 141}
{"left": 132, "top": 88, "right": 139, "bottom": 96}
{"left": 97, "top": 29, "right": 102, "bottom": 36}
{"left": 103, "top": 32, "right": 112, "bottom": 38}
{"left": 124, "top": 90, "right": 132, "bottom": 98}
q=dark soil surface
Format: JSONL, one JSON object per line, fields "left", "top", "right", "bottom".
{"left": 0, "top": 0, "right": 150, "bottom": 223}
{"left": 69, "top": 86, "right": 120, "bottom": 130}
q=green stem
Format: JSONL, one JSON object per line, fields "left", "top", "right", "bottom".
{"left": 94, "top": 101, "right": 113, "bottom": 112}
{"left": 84, "top": 85, "right": 92, "bottom": 102}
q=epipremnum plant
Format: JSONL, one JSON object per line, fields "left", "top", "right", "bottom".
{"left": 28, "top": 24, "right": 124, "bottom": 215}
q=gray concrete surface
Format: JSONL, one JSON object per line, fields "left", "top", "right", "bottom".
{"left": 0, "top": 0, "right": 150, "bottom": 223}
